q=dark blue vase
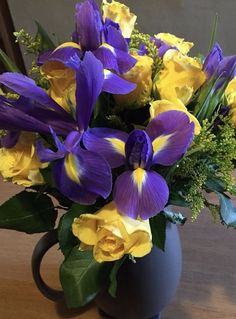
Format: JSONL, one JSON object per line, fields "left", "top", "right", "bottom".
{"left": 31, "top": 222, "right": 181, "bottom": 319}
{"left": 95, "top": 222, "right": 182, "bottom": 319}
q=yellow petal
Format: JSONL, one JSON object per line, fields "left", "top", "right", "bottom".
{"left": 155, "top": 33, "right": 193, "bottom": 55}
{"left": 102, "top": 0, "right": 137, "bottom": 38}
{"left": 154, "top": 50, "right": 206, "bottom": 106}
{"left": 114, "top": 54, "right": 153, "bottom": 108}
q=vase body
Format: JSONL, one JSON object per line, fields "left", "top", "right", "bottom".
{"left": 95, "top": 222, "right": 182, "bottom": 319}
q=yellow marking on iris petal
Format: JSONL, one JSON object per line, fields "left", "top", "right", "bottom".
{"left": 152, "top": 134, "right": 173, "bottom": 156}
{"left": 55, "top": 42, "right": 81, "bottom": 50}
{"left": 132, "top": 168, "right": 147, "bottom": 194}
{"left": 105, "top": 138, "right": 125, "bottom": 156}
{"left": 64, "top": 154, "right": 81, "bottom": 184}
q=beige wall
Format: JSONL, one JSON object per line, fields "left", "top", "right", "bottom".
{"left": 8, "top": 0, "right": 236, "bottom": 67}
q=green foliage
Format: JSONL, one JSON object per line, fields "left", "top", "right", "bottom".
{"left": 162, "top": 208, "right": 187, "bottom": 225}
{"left": 0, "top": 190, "right": 57, "bottom": 233}
{"left": 218, "top": 193, "right": 236, "bottom": 228}
{"left": 34, "top": 21, "right": 56, "bottom": 52}
{"left": 129, "top": 28, "right": 163, "bottom": 78}
{"left": 60, "top": 248, "right": 111, "bottom": 308}
{"left": 0, "top": 48, "right": 21, "bottom": 72}
{"left": 150, "top": 213, "right": 166, "bottom": 251}
{"left": 14, "top": 29, "right": 41, "bottom": 54}
{"left": 14, "top": 25, "right": 52, "bottom": 88}
{"left": 108, "top": 256, "right": 126, "bottom": 298}
{"left": 171, "top": 118, "right": 236, "bottom": 220}
{"left": 58, "top": 203, "right": 97, "bottom": 257}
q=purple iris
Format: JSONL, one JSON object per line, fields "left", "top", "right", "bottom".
{"left": 0, "top": 52, "right": 136, "bottom": 147}
{"left": 39, "top": 0, "right": 136, "bottom": 76}
{"left": 203, "top": 43, "right": 236, "bottom": 88}
{"left": 83, "top": 111, "right": 194, "bottom": 219}
{"left": 0, "top": 52, "right": 136, "bottom": 204}
{"left": 37, "top": 129, "right": 112, "bottom": 204}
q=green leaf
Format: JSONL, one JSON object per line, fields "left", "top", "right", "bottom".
{"left": 0, "top": 48, "right": 21, "bottom": 72}
{"left": 169, "top": 191, "right": 189, "bottom": 207}
{"left": 205, "top": 175, "right": 226, "bottom": 193}
{"left": 218, "top": 193, "right": 236, "bottom": 228}
{"left": 150, "top": 213, "right": 166, "bottom": 251}
{"left": 108, "top": 256, "right": 126, "bottom": 298}
{"left": 208, "top": 13, "right": 219, "bottom": 53}
{"left": 0, "top": 190, "right": 57, "bottom": 233}
{"left": 35, "top": 21, "right": 56, "bottom": 52}
{"left": 162, "top": 208, "right": 187, "bottom": 225}
{"left": 60, "top": 248, "right": 111, "bottom": 308}
{"left": 58, "top": 203, "right": 97, "bottom": 257}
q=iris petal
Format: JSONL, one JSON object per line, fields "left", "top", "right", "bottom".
{"left": 114, "top": 168, "right": 169, "bottom": 219}
{"left": 146, "top": 110, "right": 194, "bottom": 166}
{"left": 0, "top": 72, "right": 66, "bottom": 115}
{"left": 83, "top": 128, "right": 127, "bottom": 168}
{"left": 75, "top": 52, "right": 104, "bottom": 131}
{"left": 103, "top": 70, "right": 136, "bottom": 94}
{"left": 54, "top": 158, "right": 98, "bottom": 204}
{"left": 74, "top": 0, "right": 103, "bottom": 51}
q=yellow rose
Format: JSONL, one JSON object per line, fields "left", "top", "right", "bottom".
{"left": 153, "top": 49, "right": 206, "bottom": 106}
{"left": 150, "top": 99, "right": 201, "bottom": 135}
{"left": 225, "top": 77, "right": 236, "bottom": 125}
{"left": 102, "top": 0, "right": 137, "bottom": 38}
{"left": 41, "top": 42, "right": 80, "bottom": 112}
{"left": 114, "top": 54, "right": 153, "bottom": 108}
{"left": 0, "top": 132, "right": 47, "bottom": 186}
{"left": 155, "top": 33, "right": 193, "bottom": 55}
{"left": 72, "top": 202, "right": 152, "bottom": 263}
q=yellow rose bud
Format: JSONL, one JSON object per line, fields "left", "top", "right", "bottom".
{"left": 102, "top": 0, "right": 137, "bottom": 38}
{"left": 41, "top": 43, "right": 80, "bottom": 112}
{"left": 41, "top": 61, "right": 75, "bottom": 112}
{"left": 150, "top": 99, "right": 201, "bottom": 135}
{"left": 114, "top": 54, "right": 153, "bottom": 109}
{"left": 0, "top": 132, "right": 47, "bottom": 186}
{"left": 155, "top": 33, "right": 193, "bottom": 55}
{"left": 153, "top": 49, "right": 206, "bottom": 106}
{"left": 72, "top": 202, "right": 152, "bottom": 263}
{"left": 225, "top": 77, "right": 236, "bottom": 126}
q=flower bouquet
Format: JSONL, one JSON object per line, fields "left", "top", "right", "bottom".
{"left": 0, "top": 0, "right": 236, "bottom": 318}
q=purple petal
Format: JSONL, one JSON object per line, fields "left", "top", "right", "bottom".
{"left": 54, "top": 149, "right": 112, "bottom": 203}
{"left": 125, "top": 130, "right": 153, "bottom": 169}
{"left": 93, "top": 45, "right": 136, "bottom": 74}
{"left": 75, "top": 52, "right": 104, "bottom": 131}
{"left": 146, "top": 111, "right": 194, "bottom": 166}
{"left": 93, "top": 46, "right": 119, "bottom": 73}
{"left": 83, "top": 128, "right": 128, "bottom": 168}
{"left": 37, "top": 50, "right": 53, "bottom": 65}
{"left": 152, "top": 37, "right": 175, "bottom": 57}
{"left": 37, "top": 139, "right": 66, "bottom": 162}
{"left": 0, "top": 72, "right": 66, "bottom": 115}
{"left": 74, "top": 0, "right": 103, "bottom": 51}
{"left": 114, "top": 169, "right": 169, "bottom": 219}
{"left": 104, "top": 20, "right": 129, "bottom": 52}
{"left": 1, "top": 131, "right": 20, "bottom": 148}
{"left": 64, "top": 131, "right": 82, "bottom": 151}
{"left": 217, "top": 55, "right": 236, "bottom": 79}
{"left": 103, "top": 70, "right": 136, "bottom": 94}
{"left": 72, "top": 148, "right": 112, "bottom": 198}
{"left": 0, "top": 99, "right": 50, "bottom": 133}
{"left": 40, "top": 46, "right": 82, "bottom": 66}
{"left": 203, "top": 43, "right": 223, "bottom": 77}
{"left": 53, "top": 158, "right": 98, "bottom": 204}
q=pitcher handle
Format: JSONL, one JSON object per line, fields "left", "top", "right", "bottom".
{"left": 31, "top": 229, "right": 64, "bottom": 302}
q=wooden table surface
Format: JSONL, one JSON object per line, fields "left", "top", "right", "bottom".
{"left": 0, "top": 179, "right": 236, "bottom": 319}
